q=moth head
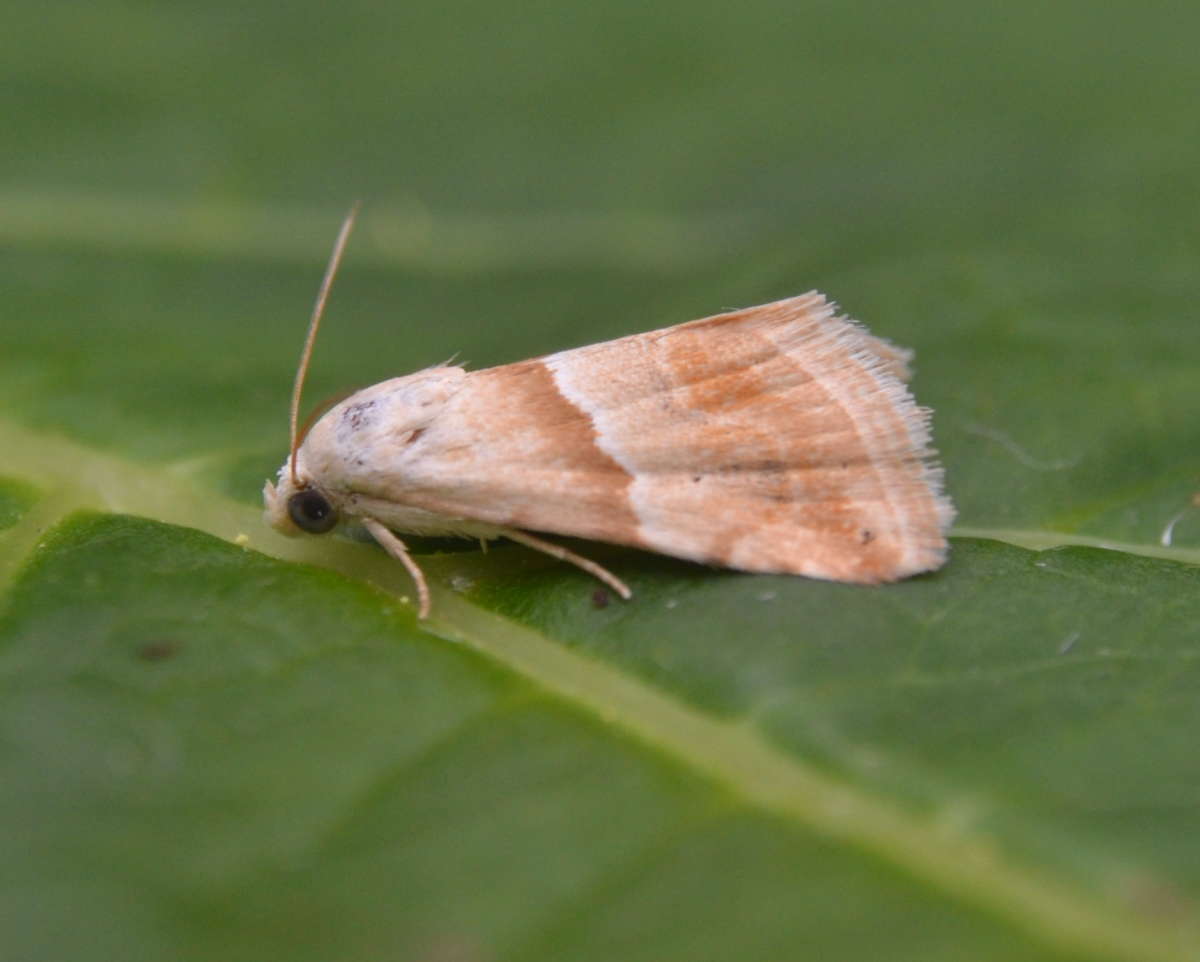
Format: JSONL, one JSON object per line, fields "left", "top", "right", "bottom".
{"left": 263, "top": 376, "right": 352, "bottom": 538}
{"left": 263, "top": 467, "right": 341, "bottom": 537}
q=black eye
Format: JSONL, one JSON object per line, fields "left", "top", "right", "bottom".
{"left": 287, "top": 488, "right": 338, "bottom": 534}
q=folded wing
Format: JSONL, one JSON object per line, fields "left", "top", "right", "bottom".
{"left": 377, "top": 292, "right": 954, "bottom": 583}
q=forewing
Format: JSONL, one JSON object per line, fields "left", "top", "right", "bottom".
{"left": 376, "top": 293, "right": 953, "bottom": 583}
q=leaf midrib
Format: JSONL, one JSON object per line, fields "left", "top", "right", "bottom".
{"left": 1, "top": 416, "right": 1197, "bottom": 962}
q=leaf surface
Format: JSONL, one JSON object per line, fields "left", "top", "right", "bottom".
{"left": 3, "top": 1, "right": 1200, "bottom": 960}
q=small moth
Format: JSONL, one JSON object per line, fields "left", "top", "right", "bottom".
{"left": 264, "top": 210, "right": 955, "bottom": 617}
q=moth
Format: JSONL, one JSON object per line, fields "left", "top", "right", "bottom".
{"left": 264, "top": 210, "right": 955, "bottom": 618}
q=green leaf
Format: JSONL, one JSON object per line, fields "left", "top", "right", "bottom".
{"left": 4, "top": 1, "right": 1200, "bottom": 960}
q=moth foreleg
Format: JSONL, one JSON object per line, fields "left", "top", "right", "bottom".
{"left": 500, "top": 528, "right": 632, "bottom": 602}
{"left": 362, "top": 518, "right": 432, "bottom": 619}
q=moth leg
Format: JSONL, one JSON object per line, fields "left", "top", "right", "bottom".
{"left": 499, "top": 528, "right": 632, "bottom": 601}
{"left": 362, "top": 518, "right": 432, "bottom": 619}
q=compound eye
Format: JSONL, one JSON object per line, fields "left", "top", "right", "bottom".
{"left": 287, "top": 488, "right": 339, "bottom": 534}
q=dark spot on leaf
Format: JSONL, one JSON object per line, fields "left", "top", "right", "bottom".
{"left": 137, "top": 640, "right": 180, "bottom": 662}
{"left": 591, "top": 588, "right": 610, "bottom": 609}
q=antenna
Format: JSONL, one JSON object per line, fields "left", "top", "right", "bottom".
{"left": 289, "top": 203, "right": 360, "bottom": 484}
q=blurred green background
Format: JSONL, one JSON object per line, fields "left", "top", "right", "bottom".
{"left": 4, "top": 2, "right": 1200, "bottom": 961}
{"left": 5, "top": 0, "right": 1198, "bottom": 540}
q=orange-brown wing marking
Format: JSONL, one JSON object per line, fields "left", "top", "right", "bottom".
{"left": 383, "top": 358, "right": 642, "bottom": 544}
{"left": 381, "top": 293, "right": 952, "bottom": 583}
{"left": 544, "top": 294, "right": 952, "bottom": 582}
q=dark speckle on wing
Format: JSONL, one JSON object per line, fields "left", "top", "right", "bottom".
{"left": 342, "top": 400, "right": 377, "bottom": 431}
